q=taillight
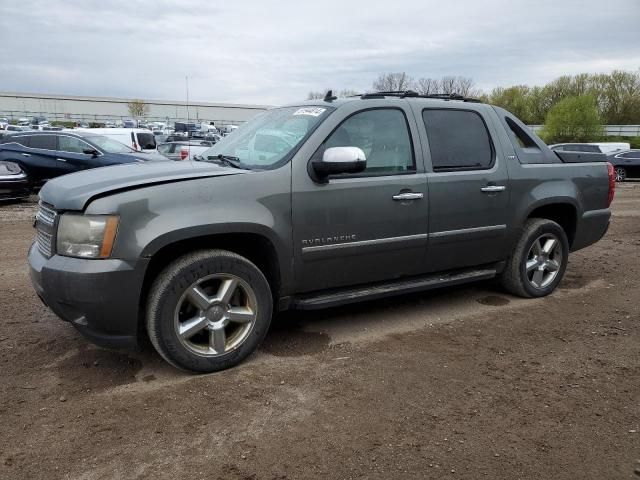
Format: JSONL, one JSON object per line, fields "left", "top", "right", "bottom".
{"left": 606, "top": 162, "right": 615, "bottom": 208}
{"left": 180, "top": 148, "right": 188, "bottom": 160}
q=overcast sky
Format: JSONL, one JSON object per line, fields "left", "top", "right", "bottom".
{"left": 1, "top": 0, "right": 638, "bottom": 105}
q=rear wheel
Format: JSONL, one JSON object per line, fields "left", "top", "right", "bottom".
{"left": 498, "top": 218, "right": 569, "bottom": 298}
{"left": 146, "top": 249, "right": 272, "bottom": 372}
{"left": 614, "top": 167, "right": 626, "bottom": 182}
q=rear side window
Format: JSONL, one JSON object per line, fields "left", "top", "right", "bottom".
{"left": 137, "top": 133, "right": 156, "bottom": 150}
{"left": 505, "top": 117, "right": 538, "bottom": 149}
{"left": 2, "top": 135, "right": 30, "bottom": 147}
{"left": 29, "top": 135, "right": 57, "bottom": 150}
{"left": 620, "top": 151, "right": 640, "bottom": 159}
{"left": 157, "top": 144, "right": 172, "bottom": 154}
{"left": 422, "top": 109, "right": 493, "bottom": 171}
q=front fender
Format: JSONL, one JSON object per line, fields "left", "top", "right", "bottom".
{"left": 84, "top": 167, "right": 293, "bottom": 289}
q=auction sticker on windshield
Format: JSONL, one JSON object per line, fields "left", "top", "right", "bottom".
{"left": 293, "top": 107, "right": 326, "bottom": 117}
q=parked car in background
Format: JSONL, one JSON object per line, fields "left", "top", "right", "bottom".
{"left": 0, "top": 161, "right": 30, "bottom": 201}
{"left": 0, "top": 118, "right": 8, "bottom": 129}
{"left": 549, "top": 143, "right": 603, "bottom": 153}
{"left": 105, "top": 121, "right": 116, "bottom": 128}
{"left": 157, "top": 140, "right": 214, "bottom": 161}
{"left": 123, "top": 119, "right": 137, "bottom": 128}
{"left": 549, "top": 142, "right": 630, "bottom": 154}
{"left": 76, "top": 127, "right": 157, "bottom": 152}
{"left": 607, "top": 149, "right": 640, "bottom": 182}
{"left": 17, "top": 118, "right": 30, "bottom": 126}
{"left": 0, "top": 131, "right": 163, "bottom": 189}
{"left": 4, "top": 125, "right": 26, "bottom": 132}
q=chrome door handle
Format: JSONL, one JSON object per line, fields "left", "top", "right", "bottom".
{"left": 56, "top": 158, "right": 67, "bottom": 162}
{"left": 393, "top": 192, "right": 424, "bottom": 201}
{"left": 480, "top": 185, "right": 506, "bottom": 193}
{"left": 21, "top": 153, "right": 31, "bottom": 157}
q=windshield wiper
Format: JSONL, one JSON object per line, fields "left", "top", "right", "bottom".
{"left": 206, "top": 154, "right": 245, "bottom": 169}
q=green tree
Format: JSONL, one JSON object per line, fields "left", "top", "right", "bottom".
{"left": 539, "top": 95, "right": 604, "bottom": 143}
{"left": 127, "top": 99, "right": 149, "bottom": 118}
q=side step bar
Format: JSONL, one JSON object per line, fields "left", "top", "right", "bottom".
{"left": 287, "top": 268, "right": 497, "bottom": 310}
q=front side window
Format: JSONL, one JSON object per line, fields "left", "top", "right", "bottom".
{"left": 323, "top": 108, "right": 415, "bottom": 174}
{"left": 29, "top": 135, "right": 57, "bottom": 150}
{"left": 82, "top": 135, "right": 135, "bottom": 154}
{"left": 200, "top": 106, "right": 333, "bottom": 169}
{"left": 423, "top": 109, "right": 494, "bottom": 171}
{"left": 59, "top": 136, "right": 92, "bottom": 154}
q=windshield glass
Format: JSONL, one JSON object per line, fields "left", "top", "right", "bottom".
{"left": 84, "top": 135, "right": 136, "bottom": 154}
{"left": 200, "top": 106, "right": 332, "bottom": 169}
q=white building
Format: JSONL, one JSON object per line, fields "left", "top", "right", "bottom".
{"left": 0, "top": 91, "right": 270, "bottom": 126}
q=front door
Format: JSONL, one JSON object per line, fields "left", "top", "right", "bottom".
{"left": 412, "top": 105, "right": 511, "bottom": 272}
{"left": 292, "top": 103, "right": 429, "bottom": 293}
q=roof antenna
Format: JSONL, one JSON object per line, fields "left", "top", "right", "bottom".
{"left": 323, "top": 89, "right": 338, "bottom": 102}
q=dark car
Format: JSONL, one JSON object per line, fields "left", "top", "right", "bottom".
{"left": 0, "top": 131, "right": 156, "bottom": 189}
{"left": 607, "top": 149, "right": 640, "bottom": 182}
{"left": 0, "top": 161, "right": 30, "bottom": 201}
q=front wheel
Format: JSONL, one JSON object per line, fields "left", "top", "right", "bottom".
{"left": 614, "top": 167, "right": 626, "bottom": 182}
{"left": 498, "top": 218, "right": 569, "bottom": 298}
{"left": 146, "top": 249, "right": 273, "bottom": 372}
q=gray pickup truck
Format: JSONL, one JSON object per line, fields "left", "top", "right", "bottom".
{"left": 28, "top": 92, "right": 615, "bottom": 372}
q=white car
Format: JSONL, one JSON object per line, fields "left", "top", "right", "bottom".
{"left": 75, "top": 127, "right": 158, "bottom": 152}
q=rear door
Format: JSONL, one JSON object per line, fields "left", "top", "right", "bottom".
{"left": 411, "top": 103, "right": 511, "bottom": 272}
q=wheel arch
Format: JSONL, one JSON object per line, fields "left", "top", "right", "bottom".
{"left": 525, "top": 201, "right": 578, "bottom": 247}
{"left": 138, "top": 230, "right": 283, "bottom": 333}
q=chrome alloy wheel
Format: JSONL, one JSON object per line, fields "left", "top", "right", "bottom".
{"left": 174, "top": 274, "right": 258, "bottom": 356}
{"left": 614, "top": 167, "right": 626, "bottom": 182}
{"left": 525, "top": 234, "right": 563, "bottom": 289}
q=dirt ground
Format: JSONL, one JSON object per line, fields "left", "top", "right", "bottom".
{"left": 0, "top": 185, "right": 639, "bottom": 480}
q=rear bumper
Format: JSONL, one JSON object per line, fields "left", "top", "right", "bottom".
{"left": 571, "top": 208, "right": 611, "bottom": 252}
{"left": 28, "top": 243, "right": 148, "bottom": 348}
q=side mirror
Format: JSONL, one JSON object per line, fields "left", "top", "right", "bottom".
{"left": 312, "top": 146, "right": 366, "bottom": 180}
{"left": 83, "top": 148, "right": 99, "bottom": 157}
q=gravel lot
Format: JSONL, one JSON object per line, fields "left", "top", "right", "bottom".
{"left": 0, "top": 185, "right": 639, "bottom": 480}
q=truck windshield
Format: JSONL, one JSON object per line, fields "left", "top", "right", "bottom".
{"left": 200, "top": 106, "right": 333, "bottom": 169}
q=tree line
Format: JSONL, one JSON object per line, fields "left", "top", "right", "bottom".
{"left": 308, "top": 70, "right": 640, "bottom": 144}
{"left": 308, "top": 70, "right": 640, "bottom": 125}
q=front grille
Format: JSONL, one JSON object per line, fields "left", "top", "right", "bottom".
{"left": 36, "top": 229, "right": 53, "bottom": 257}
{"left": 35, "top": 202, "right": 58, "bottom": 258}
{"left": 36, "top": 202, "right": 56, "bottom": 226}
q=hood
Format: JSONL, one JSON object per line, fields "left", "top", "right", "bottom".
{"left": 40, "top": 160, "right": 247, "bottom": 211}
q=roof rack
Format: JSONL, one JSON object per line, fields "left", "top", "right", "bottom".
{"left": 357, "top": 90, "right": 482, "bottom": 103}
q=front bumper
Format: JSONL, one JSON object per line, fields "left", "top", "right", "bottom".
{"left": 28, "top": 243, "right": 148, "bottom": 348}
{"left": 0, "top": 178, "right": 30, "bottom": 200}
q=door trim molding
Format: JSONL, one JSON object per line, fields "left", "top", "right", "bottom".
{"left": 429, "top": 224, "right": 506, "bottom": 243}
{"left": 301, "top": 232, "right": 429, "bottom": 260}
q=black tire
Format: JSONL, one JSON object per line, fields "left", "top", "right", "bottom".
{"left": 146, "top": 249, "right": 272, "bottom": 373}
{"left": 498, "top": 218, "right": 569, "bottom": 298}
{"left": 614, "top": 166, "right": 626, "bottom": 182}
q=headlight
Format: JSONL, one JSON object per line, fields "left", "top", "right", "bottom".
{"left": 56, "top": 214, "right": 119, "bottom": 258}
